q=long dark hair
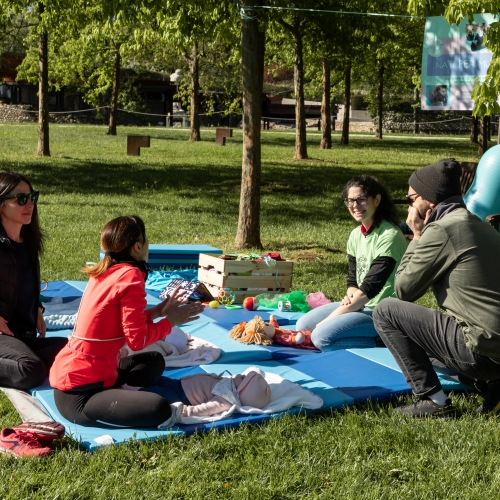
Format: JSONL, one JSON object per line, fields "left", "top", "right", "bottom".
{"left": 83, "top": 215, "right": 147, "bottom": 277}
{"left": 342, "top": 175, "right": 400, "bottom": 229}
{"left": 0, "top": 171, "right": 44, "bottom": 255}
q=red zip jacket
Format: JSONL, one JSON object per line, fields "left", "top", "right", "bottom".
{"left": 49, "top": 264, "right": 171, "bottom": 391}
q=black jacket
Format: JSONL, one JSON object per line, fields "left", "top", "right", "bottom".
{"left": 0, "top": 223, "right": 41, "bottom": 330}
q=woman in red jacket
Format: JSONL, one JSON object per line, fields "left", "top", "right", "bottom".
{"left": 50, "top": 215, "right": 203, "bottom": 428}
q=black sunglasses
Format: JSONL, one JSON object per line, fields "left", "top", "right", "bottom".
{"left": 0, "top": 191, "right": 39, "bottom": 206}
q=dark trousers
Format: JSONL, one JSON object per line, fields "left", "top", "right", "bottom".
{"left": 373, "top": 298, "right": 500, "bottom": 398}
{"left": 141, "top": 376, "right": 191, "bottom": 406}
{"left": 54, "top": 352, "right": 172, "bottom": 428}
{"left": 0, "top": 334, "right": 67, "bottom": 389}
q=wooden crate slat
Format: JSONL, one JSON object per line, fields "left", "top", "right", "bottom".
{"left": 198, "top": 269, "right": 292, "bottom": 289}
{"left": 222, "top": 275, "right": 292, "bottom": 289}
{"left": 198, "top": 253, "right": 293, "bottom": 274}
{"left": 205, "top": 284, "right": 286, "bottom": 304}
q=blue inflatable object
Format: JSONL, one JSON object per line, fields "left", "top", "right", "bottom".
{"left": 463, "top": 145, "right": 500, "bottom": 222}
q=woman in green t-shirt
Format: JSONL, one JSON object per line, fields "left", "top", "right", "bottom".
{"left": 296, "top": 175, "right": 407, "bottom": 351}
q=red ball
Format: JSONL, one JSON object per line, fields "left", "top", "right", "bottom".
{"left": 243, "top": 297, "right": 260, "bottom": 311}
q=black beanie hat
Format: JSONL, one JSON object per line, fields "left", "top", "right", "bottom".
{"left": 409, "top": 158, "right": 462, "bottom": 205}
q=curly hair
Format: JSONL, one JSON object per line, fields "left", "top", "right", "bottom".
{"left": 342, "top": 175, "right": 400, "bottom": 229}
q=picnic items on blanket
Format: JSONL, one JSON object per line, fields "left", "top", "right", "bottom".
{"left": 176, "top": 366, "right": 324, "bottom": 425}
{"left": 158, "top": 278, "right": 214, "bottom": 302}
{"left": 145, "top": 269, "right": 198, "bottom": 292}
{"left": 255, "top": 290, "right": 311, "bottom": 313}
{"left": 306, "top": 291, "right": 332, "bottom": 309}
{"left": 229, "top": 315, "right": 317, "bottom": 350}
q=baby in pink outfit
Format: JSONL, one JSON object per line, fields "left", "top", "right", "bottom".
{"left": 141, "top": 370, "right": 272, "bottom": 418}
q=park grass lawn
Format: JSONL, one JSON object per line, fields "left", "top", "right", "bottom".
{"left": 0, "top": 123, "right": 497, "bottom": 498}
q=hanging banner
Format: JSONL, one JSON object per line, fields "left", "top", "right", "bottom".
{"left": 421, "top": 14, "right": 496, "bottom": 110}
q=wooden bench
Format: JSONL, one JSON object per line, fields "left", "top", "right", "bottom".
{"left": 215, "top": 128, "right": 233, "bottom": 145}
{"left": 127, "top": 135, "right": 150, "bottom": 156}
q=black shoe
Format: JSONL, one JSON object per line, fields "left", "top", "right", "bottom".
{"left": 394, "top": 398, "right": 456, "bottom": 419}
{"left": 476, "top": 381, "right": 500, "bottom": 415}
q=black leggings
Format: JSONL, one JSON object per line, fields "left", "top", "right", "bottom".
{"left": 54, "top": 352, "right": 172, "bottom": 428}
{"left": 0, "top": 334, "right": 67, "bottom": 389}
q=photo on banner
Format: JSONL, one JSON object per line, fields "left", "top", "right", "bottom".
{"left": 421, "top": 14, "right": 497, "bottom": 110}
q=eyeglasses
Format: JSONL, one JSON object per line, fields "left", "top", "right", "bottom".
{"left": 405, "top": 193, "right": 419, "bottom": 203}
{"left": 0, "top": 191, "right": 39, "bottom": 206}
{"left": 343, "top": 196, "right": 368, "bottom": 208}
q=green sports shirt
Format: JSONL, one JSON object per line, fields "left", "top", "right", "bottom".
{"left": 346, "top": 219, "right": 407, "bottom": 308}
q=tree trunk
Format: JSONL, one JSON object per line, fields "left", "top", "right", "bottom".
{"left": 235, "top": 0, "right": 264, "bottom": 250}
{"left": 320, "top": 58, "right": 331, "bottom": 149}
{"left": 292, "top": 25, "right": 307, "bottom": 159}
{"left": 478, "top": 116, "right": 489, "bottom": 156}
{"left": 107, "top": 44, "right": 120, "bottom": 136}
{"left": 340, "top": 60, "right": 351, "bottom": 145}
{"left": 189, "top": 42, "right": 201, "bottom": 141}
{"left": 37, "top": 2, "right": 49, "bottom": 156}
{"left": 413, "top": 86, "right": 419, "bottom": 134}
{"left": 470, "top": 116, "right": 478, "bottom": 144}
{"left": 487, "top": 115, "right": 491, "bottom": 141}
{"left": 375, "top": 60, "right": 384, "bottom": 139}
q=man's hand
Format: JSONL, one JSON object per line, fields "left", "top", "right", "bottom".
{"left": 37, "top": 308, "right": 46, "bottom": 338}
{"left": 0, "top": 316, "right": 14, "bottom": 336}
{"left": 406, "top": 206, "right": 432, "bottom": 240}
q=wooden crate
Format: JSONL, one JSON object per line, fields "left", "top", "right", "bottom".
{"left": 198, "top": 253, "right": 293, "bottom": 303}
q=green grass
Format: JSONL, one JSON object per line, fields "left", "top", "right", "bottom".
{"left": 0, "top": 123, "right": 495, "bottom": 499}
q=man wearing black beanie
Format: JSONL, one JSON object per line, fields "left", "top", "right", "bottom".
{"left": 373, "top": 158, "right": 500, "bottom": 418}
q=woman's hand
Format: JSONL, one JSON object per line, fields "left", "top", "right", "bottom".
{"left": 37, "top": 308, "right": 46, "bottom": 338}
{"left": 0, "top": 316, "right": 14, "bottom": 336}
{"left": 150, "top": 286, "right": 188, "bottom": 320}
{"left": 340, "top": 295, "right": 352, "bottom": 306}
{"left": 167, "top": 301, "right": 205, "bottom": 328}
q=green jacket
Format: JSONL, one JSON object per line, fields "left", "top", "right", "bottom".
{"left": 395, "top": 207, "right": 500, "bottom": 358}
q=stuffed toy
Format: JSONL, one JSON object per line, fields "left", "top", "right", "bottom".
{"left": 229, "top": 316, "right": 273, "bottom": 345}
{"left": 265, "top": 315, "right": 317, "bottom": 350}
{"left": 229, "top": 314, "right": 317, "bottom": 350}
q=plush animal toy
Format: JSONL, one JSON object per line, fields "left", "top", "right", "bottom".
{"left": 265, "top": 315, "right": 317, "bottom": 350}
{"left": 229, "top": 316, "right": 273, "bottom": 345}
{"left": 228, "top": 314, "right": 317, "bottom": 350}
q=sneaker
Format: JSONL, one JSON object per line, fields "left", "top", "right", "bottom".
{"left": 12, "top": 421, "right": 65, "bottom": 442}
{"left": 476, "top": 381, "right": 500, "bottom": 415}
{"left": 0, "top": 428, "right": 52, "bottom": 458}
{"left": 394, "top": 397, "right": 456, "bottom": 419}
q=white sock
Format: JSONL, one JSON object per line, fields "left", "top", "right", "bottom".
{"left": 428, "top": 390, "right": 447, "bottom": 406}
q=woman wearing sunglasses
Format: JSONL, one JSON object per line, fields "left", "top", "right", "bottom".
{"left": 295, "top": 175, "right": 407, "bottom": 351}
{"left": 0, "top": 172, "right": 67, "bottom": 389}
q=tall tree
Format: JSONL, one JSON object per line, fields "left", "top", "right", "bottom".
{"left": 320, "top": 58, "right": 332, "bottom": 149}
{"left": 235, "top": 0, "right": 265, "bottom": 249}
{"left": 156, "top": 2, "right": 235, "bottom": 142}
{"left": 276, "top": 15, "right": 308, "bottom": 159}
{"left": 37, "top": 2, "right": 49, "bottom": 155}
